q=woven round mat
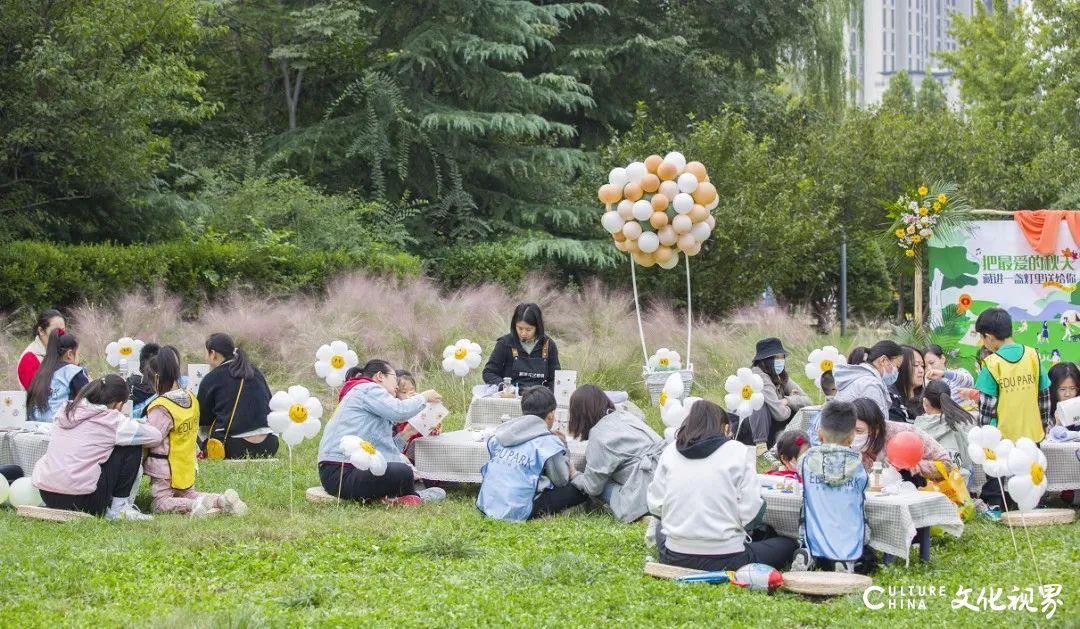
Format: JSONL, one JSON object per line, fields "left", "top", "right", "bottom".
{"left": 1001, "top": 508, "right": 1076, "bottom": 527}
{"left": 781, "top": 571, "right": 872, "bottom": 596}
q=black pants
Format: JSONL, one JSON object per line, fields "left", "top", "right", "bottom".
{"left": 39, "top": 446, "right": 142, "bottom": 516}
{"left": 0, "top": 464, "right": 24, "bottom": 483}
{"left": 225, "top": 434, "right": 280, "bottom": 459}
{"left": 530, "top": 484, "right": 587, "bottom": 519}
{"left": 657, "top": 527, "right": 798, "bottom": 572}
{"left": 319, "top": 462, "right": 416, "bottom": 501}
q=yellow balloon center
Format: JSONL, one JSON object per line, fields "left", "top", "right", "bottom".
{"left": 454, "top": 347, "right": 468, "bottom": 360}
{"left": 1031, "top": 462, "right": 1045, "bottom": 486}
{"left": 659, "top": 357, "right": 669, "bottom": 366}
{"left": 821, "top": 359, "right": 834, "bottom": 372}
{"left": 983, "top": 448, "right": 996, "bottom": 461}
{"left": 119, "top": 346, "right": 134, "bottom": 356}
{"left": 741, "top": 385, "right": 753, "bottom": 401}
{"left": 288, "top": 403, "right": 308, "bottom": 423}
{"left": 658, "top": 391, "right": 668, "bottom": 407}
{"left": 361, "top": 441, "right": 377, "bottom": 455}
{"left": 330, "top": 355, "right": 345, "bottom": 369}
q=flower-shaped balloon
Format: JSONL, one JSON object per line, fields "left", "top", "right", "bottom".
{"left": 1005, "top": 438, "right": 1048, "bottom": 512}
{"left": 442, "top": 339, "right": 482, "bottom": 378}
{"left": 966, "top": 426, "right": 1013, "bottom": 478}
{"left": 724, "top": 368, "right": 765, "bottom": 418}
{"left": 648, "top": 348, "right": 682, "bottom": 372}
{"left": 315, "top": 341, "right": 359, "bottom": 387}
{"left": 657, "top": 372, "right": 684, "bottom": 408}
{"left": 804, "top": 346, "right": 846, "bottom": 386}
{"left": 267, "top": 386, "right": 324, "bottom": 447}
{"left": 662, "top": 395, "right": 701, "bottom": 441}
{"left": 106, "top": 337, "right": 145, "bottom": 369}
{"left": 340, "top": 436, "right": 387, "bottom": 476}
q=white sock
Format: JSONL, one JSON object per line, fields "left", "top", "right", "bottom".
{"left": 108, "top": 497, "right": 127, "bottom": 512}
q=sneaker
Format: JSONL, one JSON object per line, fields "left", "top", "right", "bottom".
{"left": 218, "top": 489, "right": 249, "bottom": 516}
{"left": 106, "top": 503, "right": 153, "bottom": 522}
{"left": 416, "top": 487, "right": 446, "bottom": 503}
{"left": 380, "top": 495, "right": 423, "bottom": 507}
{"left": 834, "top": 560, "right": 856, "bottom": 574}
{"left": 790, "top": 548, "right": 815, "bottom": 572}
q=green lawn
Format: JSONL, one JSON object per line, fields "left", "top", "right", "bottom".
{"left": 0, "top": 433, "right": 1077, "bottom": 628}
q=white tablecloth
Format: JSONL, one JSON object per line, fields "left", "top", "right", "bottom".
{"left": 0, "top": 424, "right": 51, "bottom": 475}
{"left": 465, "top": 396, "right": 644, "bottom": 431}
{"left": 762, "top": 488, "right": 964, "bottom": 561}
{"left": 413, "top": 429, "right": 587, "bottom": 483}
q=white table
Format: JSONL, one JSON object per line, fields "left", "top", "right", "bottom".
{"left": 762, "top": 488, "right": 964, "bottom": 562}
{"left": 465, "top": 395, "right": 644, "bottom": 431}
{"left": 413, "top": 429, "right": 587, "bottom": 484}
{"left": 0, "top": 424, "right": 51, "bottom": 475}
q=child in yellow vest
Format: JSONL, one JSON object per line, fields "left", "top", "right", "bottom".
{"left": 974, "top": 308, "right": 1050, "bottom": 509}
{"left": 144, "top": 346, "right": 247, "bottom": 517}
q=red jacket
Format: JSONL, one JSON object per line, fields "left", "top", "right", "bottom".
{"left": 17, "top": 339, "right": 46, "bottom": 390}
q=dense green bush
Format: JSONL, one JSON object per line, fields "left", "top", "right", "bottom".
{"left": 430, "top": 240, "right": 528, "bottom": 289}
{"left": 0, "top": 239, "right": 420, "bottom": 314}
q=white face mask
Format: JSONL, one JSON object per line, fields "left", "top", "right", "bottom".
{"left": 851, "top": 434, "right": 868, "bottom": 450}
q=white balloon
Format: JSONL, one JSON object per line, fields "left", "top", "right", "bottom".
{"left": 369, "top": 455, "right": 388, "bottom": 477}
{"left": 608, "top": 167, "right": 628, "bottom": 188}
{"left": 658, "top": 254, "right": 680, "bottom": 269}
{"left": 672, "top": 193, "right": 694, "bottom": 214}
{"left": 601, "top": 211, "right": 625, "bottom": 234}
{"left": 705, "top": 196, "right": 720, "bottom": 211}
{"left": 625, "top": 161, "right": 647, "bottom": 183}
{"left": 691, "top": 222, "right": 712, "bottom": 242}
{"left": 9, "top": 477, "right": 42, "bottom": 507}
{"left": 617, "top": 199, "right": 634, "bottom": 216}
{"left": 677, "top": 172, "right": 699, "bottom": 194}
{"left": 0, "top": 475, "right": 8, "bottom": 505}
{"left": 638, "top": 231, "right": 660, "bottom": 254}
{"left": 657, "top": 226, "right": 677, "bottom": 246}
{"left": 663, "top": 152, "right": 687, "bottom": 173}
{"left": 632, "top": 200, "right": 653, "bottom": 221}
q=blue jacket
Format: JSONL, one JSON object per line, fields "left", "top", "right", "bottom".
{"left": 476, "top": 415, "right": 568, "bottom": 521}
{"left": 317, "top": 381, "right": 425, "bottom": 465}
{"left": 800, "top": 444, "right": 868, "bottom": 561}
{"left": 31, "top": 363, "right": 88, "bottom": 422}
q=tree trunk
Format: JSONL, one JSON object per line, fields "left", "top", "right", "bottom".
{"left": 280, "top": 62, "right": 303, "bottom": 131}
{"left": 896, "top": 272, "right": 905, "bottom": 323}
{"left": 914, "top": 257, "right": 924, "bottom": 331}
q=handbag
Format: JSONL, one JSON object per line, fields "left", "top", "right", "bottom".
{"left": 205, "top": 379, "right": 244, "bottom": 460}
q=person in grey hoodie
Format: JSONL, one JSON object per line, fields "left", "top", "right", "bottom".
{"left": 567, "top": 384, "right": 664, "bottom": 522}
{"left": 476, "top": 386, "right": 585, "bottom": 521}
{"left": 833, "top": 340, "right": 904, "bottom": 421}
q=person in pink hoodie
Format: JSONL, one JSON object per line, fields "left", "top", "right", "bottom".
{"left": 32, "top": 374, "right": 162, "bottom": 520}
{"left": 850, "top": 397, "right": 951, "bottom": 482}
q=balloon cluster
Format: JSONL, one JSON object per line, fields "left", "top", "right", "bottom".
{"left": 598, "top": 152, "right": 718, "bottom": 269}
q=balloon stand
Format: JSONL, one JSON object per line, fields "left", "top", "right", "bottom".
{"left": 288, "top": 446, "right": 295, "bottom": 517}
{"left": 633, "top": 252, "right": 696, "bottom": 405}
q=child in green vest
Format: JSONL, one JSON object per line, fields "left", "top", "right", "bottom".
{"left": 974, "top": 308, "right": 1050, "bottom": 509}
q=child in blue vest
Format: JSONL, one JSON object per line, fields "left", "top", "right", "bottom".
{"left": 477, "top": 386, "right": 585, "bottom": 521}
{"left": 26, "top": 329, "right": 89, "bottom": 422}
{"left": 792, "top": 400, "right": 869, "bottom": 573}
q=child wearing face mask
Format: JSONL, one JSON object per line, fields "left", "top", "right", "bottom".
{"left": 765, "top": 430, "right": 810, "bottom": 483}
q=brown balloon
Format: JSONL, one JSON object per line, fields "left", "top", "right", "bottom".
{"left": 653, "top": 245, "right": 674, "bottom": 264}
{"left": 691, "top": 181, "right": 717, "bottom": 205}
{"left": 622, "top": 221, "right": 643, "bottom": 240}
{"left": 598, "top": 183, "right": 622, "bottom": 204}
{"left": 650, "top": 193, "right": 670, "bottom": 213}
{"left": 625, "top": 238, "right": 640, "bottom": 253}
{"left": 644, "top": 155, "right": 663, "bottom": 174}
{"left": 677, "top": 233, "right": 697, "bottom": 253}
{"left": 623, "top": 182, "right": 643, "bottom": 202}
{"left": 657, "top": 225, "right": 677, "bottom": 246}
{"left": 685, "top": 241, "right": 702, "bottom": 256}
{"left": 685, "top": 161, "right": 708, "bottom": 182}
{"left": 657, "top": 160, "right": 678, "bottom": 182}
{"left": 640, "top": 173, "right": 660, "bottom": 193}
{"left": 650, "top": 211, "right": 669, "bottom": 229}
{"left": 614, "top": 239, "right": 628, "bottom": 252}
{"left": 689, "top": 204, "right": 709, "bottom": 223}
{"left": 633, "top": 251, "right": 656, "bottom": 267}
{"left": 617, "top": 200, "right": 634, "bottom": 220}
{"left": 612, "top": 230, "right": 626, "bottom": 242}
{"left": 672, "top": 214, "right": 692, "bottom": 235}
{"left": 658, "top": 180, "right": 679, "bottom": 200}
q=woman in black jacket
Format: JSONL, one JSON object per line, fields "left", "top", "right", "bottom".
{"left": 197, "top": 333, "right": 279, "bottom": 459}
{"left": 482, "top": 303, "right": 561, "bottom": 391}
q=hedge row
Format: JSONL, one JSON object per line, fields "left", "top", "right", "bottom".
{"left": 0, "top": 239, "right": 421, "bottom": 314}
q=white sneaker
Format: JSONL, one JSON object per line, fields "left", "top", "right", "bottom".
{"left": 219, "top": 489, "right": 249, "bottom": 516}
{"left": 106, "top": 503, "right": 153, "bottom": 522}
{"left": 416, "top": 487, "right": 446, "bottom": 503}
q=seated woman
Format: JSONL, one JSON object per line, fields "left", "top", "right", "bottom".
{"left": 851, "top": 397, "right": 951, "bottom": 483}
{"left": 197, "top": 333, "right": 278, "bottom": 459}
{"left": 647, "top": 400, "right": 797, "bottom": 572}
{"left": 26, "top": 330, "right": 88, "bottom": 422}
{"left": 17, "top": 309, "right": 65, "bottom": 391}
{"left": 834, "top": 341, "right": 902, "bottom": 422}
{"left": 923, "top": 344, "right": 974, "bottom": 404}
{"left": 482, "top": 303, "right": 560, "bottom": 391}
{"left": 32, "top": 374, "right": 161, "bottom": 520}
{"left": 888, "top": 345, "right": 925, "bottom": 423}
{"left": 317, "top": 359, "right": 445, "bottom": 505}
{"left": 566, "top": 384, "right": 665, "bottom": 522}
{"left": 750, "top": 337, "right": 812, "bottom": 447}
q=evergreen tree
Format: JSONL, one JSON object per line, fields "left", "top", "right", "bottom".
{"left": 880, "top": 70, "right": 916, "bottom": 114}
{"left": 916, "top": 76, "right": 948, "bottom": 114}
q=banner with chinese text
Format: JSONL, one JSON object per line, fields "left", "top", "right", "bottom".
{"left": 928, "top": 219, "right": 1078, "bottom": 365}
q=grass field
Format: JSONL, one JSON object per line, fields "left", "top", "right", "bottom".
{"left": 0, "top": 276, "right": 1077, "bottom": 627}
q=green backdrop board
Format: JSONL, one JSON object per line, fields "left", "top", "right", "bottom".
{"left": 928, "top": 219, "right": 1080, "bottom": 368}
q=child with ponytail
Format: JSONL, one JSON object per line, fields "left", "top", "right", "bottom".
{"left": 915, "top": 379, "right": 978, "bottom": 471}
{"left": 26, "top": 329, "right": 89, "bottom": 422}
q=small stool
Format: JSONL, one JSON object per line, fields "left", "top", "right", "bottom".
{"left": 16, "top": 505, "right": 92, "bottom": 522}
{"left": 1001, "top": 508, "right": 1076, "bottom": 527}
{"left": 781, "top": 571, "right": 872, "bottom": 596}
{"left": 305, "top": 486, "right": 340, "bottom": 504}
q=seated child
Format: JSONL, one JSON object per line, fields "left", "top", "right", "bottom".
{"left": 339, "top": 366, "right": 364, "bottom": 402}
{"left": 143, "top": 346, "right": 248, "bottom": 517}
{"left": 766, "top": 430, "right": 810, "bottom": 483}
{"left": 792, "top": 400, "right": 869, "bottom": 573}
{"left": 392, "top": 370, "right": 442, "bottom": 460}
{"left": 820, "top": 371, "right": 837, "bottom": 399}
{"left": 477, "top": 386, "right": 586, "bottom": 521}
{"left": 647, "top": 400, "right": 797, "bottom": 571}
{"left": 26, "top": 330, "right": 89, "bottom": 422}
{"left": 127, "top": 343, "right": 160, "bottom": 418}
{"left": 915, "top": 380, "right": 977, "bottom": 472}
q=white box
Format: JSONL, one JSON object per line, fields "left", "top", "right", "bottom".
{"left": 187, "top": 364, "right": 210, "bottom": 396}
{"left": 554, "top": 370, "right": 577, "bottom": 407}
{"left": 0, "top": 391, "right": 27, "bottom": 427}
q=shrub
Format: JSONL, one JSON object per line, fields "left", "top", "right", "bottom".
{"left": 430, "top": 240, "right": 528, "bottom": 289}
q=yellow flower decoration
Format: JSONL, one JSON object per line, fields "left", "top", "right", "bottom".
{"left": 894, "top": 228, "right": 905, "bottom": 238}
{"left": 937, "top": 193, "right": 947, "bottom": 204}
{"left": 918, "top": 185, "right": 929, "bottom": 196}
{"left": 919, "top": 207, "right": 928, "bottom": 216}
{"left": 912, "top": 235, "right": 922, "bottom": 244}
{"left": 932, "top": 201, "right": 941, "bottom": 211}
{"left": 905, "top": 249, "right": 915, "bottom": 257}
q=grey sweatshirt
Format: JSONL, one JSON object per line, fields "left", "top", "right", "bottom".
{"left": 494, "top": 414, "right": 572, "bottom": 488}
{"left": 833, "top": 362, "right": 891, "bottom": 420}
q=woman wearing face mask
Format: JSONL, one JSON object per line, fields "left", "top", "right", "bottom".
{"left": 832, "top": 340, "right": 904, "bottom": 422}
{"left": 888, "top": 345, "right": 925, "bottom": 423}
{"left": 850, "top": 398, "right": 950, "bottom": 483}
{"left": 923, "top": 344, "right": 974, "bottom": 405}
{"left": 482, "top": 303, "right": 561, "bottom": 391}
{"left": 750, "top": 338, "right": 812, "bottom": 447}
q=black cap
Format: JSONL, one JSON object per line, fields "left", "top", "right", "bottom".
{"left": 753, "top": 338, "right": 787, "bottom": 362}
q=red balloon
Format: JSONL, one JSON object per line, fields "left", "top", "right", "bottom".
{"left": 886, "top": 431, "right": 924, "bottom": 470}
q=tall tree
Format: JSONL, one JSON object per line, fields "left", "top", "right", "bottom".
{"left": 880, "top": 71, "right": 916, "bottom": 114}
{"left": 916, "top": 76, "right": 948, "bottom": 114}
